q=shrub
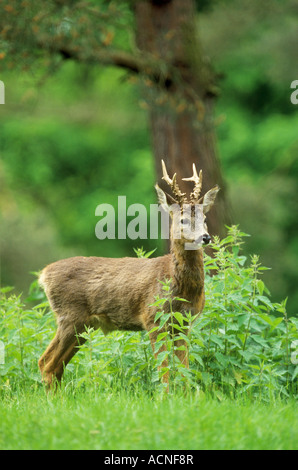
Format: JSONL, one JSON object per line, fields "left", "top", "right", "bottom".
{"left": 0, "top": 286, "right": 55, "bottom": 392}
{"left": 191, "top": 226, "right": 298, "bottom": 400}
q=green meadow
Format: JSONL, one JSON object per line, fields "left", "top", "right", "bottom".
{"left": 1, "top": 390, "right": 297, "bottom": 450}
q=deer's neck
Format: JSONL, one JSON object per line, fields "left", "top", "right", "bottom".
{"left": 171, "top": 241, "right": 204, "bottom": 305}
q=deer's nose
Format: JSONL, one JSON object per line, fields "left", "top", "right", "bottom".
{"left": 202, "top": 234, "right": 211, "bottom": 245}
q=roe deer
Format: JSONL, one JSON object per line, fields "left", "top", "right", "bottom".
{"left": 38, "top": 160, "right": 219, "bottom": 388}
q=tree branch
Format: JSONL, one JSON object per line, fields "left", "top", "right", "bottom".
{"left": 48, "top": 41, "right": 176, "bottom": 87}
{"left": 57, "top": 46, "right": 142, "bottom": 73}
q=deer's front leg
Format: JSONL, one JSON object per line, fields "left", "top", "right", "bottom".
{"left": 173, "top": 336, "right": 189, "bottom": 369}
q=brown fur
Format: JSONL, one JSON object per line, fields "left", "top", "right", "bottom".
{"left": 38, "top": 240, "right": 205, "bottom": 388}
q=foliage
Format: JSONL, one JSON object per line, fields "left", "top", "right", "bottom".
{"left": 0, "top": 227, "right": 297, "bottom": 401}
{"left": 147, "top": 226, "right": 298, "bottom": 400}
{"left": 148, "top": 279, "right": 198, "bottom": 393}
{"left": 0, "top": 287, "right": 56, "bottom": 388}
{"left": 194, "top": 226, "right": 298, "bottom": 400}
{"left": 0, "top": 0, "right": 133, "bottom": 72}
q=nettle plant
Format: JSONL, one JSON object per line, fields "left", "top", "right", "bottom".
{"left": 188, "top": 226, "right": 298, "bottom": 399}
{"left": 148, "top": 279, "right": 198, "bottom": 393}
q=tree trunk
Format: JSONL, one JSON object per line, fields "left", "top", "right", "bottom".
{"left": 134, "top": 0, "right": 229, "bottom": 239}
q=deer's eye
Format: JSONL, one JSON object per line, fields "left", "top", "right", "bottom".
{"left": 180, "top": 218, "right": 190, "bottom": 225}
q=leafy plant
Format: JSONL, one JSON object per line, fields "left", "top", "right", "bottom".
{"left": 148, "top": 279, "right": 198, "bottom": 393}
{"left": 0, "top": 288, "right": 55, "bottom": 393}
{"left": 190, "top": 226, "right": 298, "bottom": 400}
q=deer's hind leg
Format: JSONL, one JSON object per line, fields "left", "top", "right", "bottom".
{"left": 38, "top": 313, "right": 87, "bottom": 389}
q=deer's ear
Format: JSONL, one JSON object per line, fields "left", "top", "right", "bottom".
{"left": 203, "top": 185, "right": 220, "bottom": 214}
{"left": 155, "top": 184, "right": 170, "bottom": 212}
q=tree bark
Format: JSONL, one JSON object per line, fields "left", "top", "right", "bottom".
{"left": 134, "top": 0, "right": 229, "bottom": 239}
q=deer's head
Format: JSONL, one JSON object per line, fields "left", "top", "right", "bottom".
{"left": 155, "top": 160, "right": 219, "bottom": 250}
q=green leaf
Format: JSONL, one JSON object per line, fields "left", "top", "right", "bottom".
{"left": 238, "top": 349, "right": 254, "bottom": 362}
{"left": 156, "top": 351, "right": 169, "bottom": 366}
{"left": 0, "top": 286, "right": 15, "bottom": 294}
{"left": 234, "top": 370, "right": 244, "bottom": 384}
{"left": 148, "top": 326, "right": 159, "bottom": 335}
{"left": 215, "top": 352, "right": 229, "bottom": 367}
{"left": 159, "top": 313, "right": 171, "bottom": 328}
{"left": 237, "top": 256, "right": 247, "bottom": 266}
{"left": 144, "top": 248, "right": 157, "bottom": 258}
{"left": 174, "top": 297, "right": 190, "bottom": 303}
{"left": 210, "top": 334, "right": 224, "bottom": 349}
{"left": 201, "top": 371, "right": 213, "bottom": 384}
{"left": 154, "top": 310, "right": 165, "bottom": 322}
{"left": 292, "top": 366, "right": 298, "bottom": 381}
{"left": 270, "top": 317, "right": 284, "bottom": 332}
{"left": 173, "top": 311, "right": 184, "bottom": 327}
{"left": 258, "top": 296, "right": 273, "bottom": 308}
{"left": 251, "top": 335, "right": 269, "bottom": 348}
{"left": 259, "top": 313, "right": 274, "bottom": 326}
{"left": 190, "top": 352, "right": 204, "bottom": 367}
{"left": 151, "top": 298, "right": 167, "bottom": 307}
{"left": 256, "top": 279, "right": 265, "bottom": 296}
{"left": 156, "top": 332, "right": 168, "bottom": 342}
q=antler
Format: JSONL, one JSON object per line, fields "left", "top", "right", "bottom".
{"left": 161, "top": 159, "right": 187, "bottom": 205}
{"left": 182, "top": 163, "right": 202, "bottom": 203}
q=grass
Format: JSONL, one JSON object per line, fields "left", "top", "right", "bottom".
{"left": 0, "top": 389, "right": 297, "bottom": 450}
